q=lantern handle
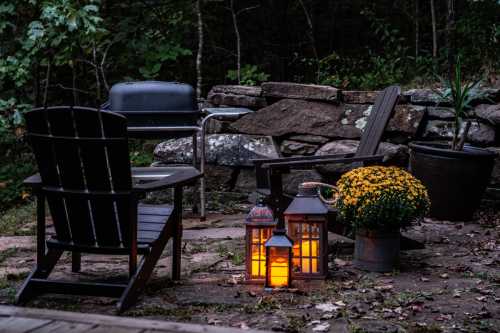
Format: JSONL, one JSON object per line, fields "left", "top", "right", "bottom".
{"left": 300, "top": 182, "right": 339, "bottom": 205}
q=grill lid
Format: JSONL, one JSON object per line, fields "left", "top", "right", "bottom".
{"left": 109, "top": 81, "right": 198, "bottom": 113}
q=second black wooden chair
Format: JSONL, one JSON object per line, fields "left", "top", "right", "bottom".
{"left": 253, "top": 86, "right": 401, "bottom": 230}
{"left": 16, "top": 106, "right": 201, "bottom": 312}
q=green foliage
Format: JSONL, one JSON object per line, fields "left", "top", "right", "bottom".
{"left": 436, "top": 56, "right": 488, "bottom": 150}
{"left": 227, "top": 65, "right": 269, "bottom": 86}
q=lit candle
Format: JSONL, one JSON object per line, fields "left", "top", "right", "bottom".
{"left": 269, "top": 256, "right": 289, "bottom": 287}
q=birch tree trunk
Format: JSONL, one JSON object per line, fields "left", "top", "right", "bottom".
{"left": 195, "top": 0, "right": 203, "bottom": 100}
{"left": 298, "top": 0, "right": 320, "bottom": 82}
{"left": 230, "top": 0, "right": 241, "bottom": 84}
{"left": 430, "top": 0, "right": 437, "bottom": 58}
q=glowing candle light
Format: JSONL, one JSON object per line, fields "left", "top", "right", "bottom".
{"left": 245, "top": 200, "right": 276, "bottom": 283}
{"left": 285, "top": 183, "right": 329, "bottom": 280}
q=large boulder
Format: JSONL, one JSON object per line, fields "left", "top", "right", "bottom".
{"left": 230, "top": 99, "right": 349, "bottom": 138}
{"left": 387, "top": 104, "right": 427, "bottom": 137}
{"left": 423, "top": 120, "right": 496, "bottom": 145}
{"left": 154, "top": 134, "right": 279, "bottom": 167}
{"left": 230, "top": 99, "right": 425, "bottom": 139}
{"left": 313, "top": 140, "right": 409, "bottom": 178}
{"left": 261, "top": 82, "right": 339, "bottom": 102}
{"left": 280, "top": 140, "right": 319, "bottom": 156}
{"left": 474, "top": 104, "right": 500, "bottom": 126}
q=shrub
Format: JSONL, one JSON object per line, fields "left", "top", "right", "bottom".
{"left": 336, "top": 166, "right": 429, "bottom": 231}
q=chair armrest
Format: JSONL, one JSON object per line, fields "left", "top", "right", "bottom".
{"left": 252, "top": 153, "right": 356, "bottom": 165}
{"left": 262, "top": 154, "right": 386, "bottom": 170}
{"left": 23, "top": 174, "right": 42, "bottom": 190}
{"left": 133, "top": 168, "right": 202, "bottom": 193}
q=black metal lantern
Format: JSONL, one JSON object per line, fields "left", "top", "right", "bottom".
{"left": 264, "top": 229, "right": 293, "bottom": 289}
{"left": 245, "top": 199, "right": 277, "bottom": 283}
{"left": 285, "top": 183, "right": 329, "bottom": 279}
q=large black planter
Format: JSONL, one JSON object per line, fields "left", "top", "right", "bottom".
{"left": 409, "top": 142, "right": 496, "bottom": 221}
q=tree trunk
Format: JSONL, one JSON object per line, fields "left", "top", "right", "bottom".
{"left": 72, "top": 61, "right": 78, "bottom": 106}
{"left": 195, "top": 0, "right": 203, "bottom": 100}
{"left": 298, "top": 0, "right": 319, "bottom": 83}
{"left": 430, "top": 0, "right": 437, "bottom": 58}
{"left": 93, "top": 43, "right": 101, "bottom": 104}
{"left": 43, "top": 60, "right": 51, "bottom": 108}
{"left": 446, "top": 0, "right": 455, "bottom": 79}
{"left": 415, "top": 0, "right": 419, "bottom": 60}
{"left": 34, "top": 61, "right": 40, "bottom": 107}
{"left": 230, "top": 0, "right": 241, "bottom": 84}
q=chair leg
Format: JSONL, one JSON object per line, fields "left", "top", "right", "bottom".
{"left": 72, "top": 252, "right": 81, "bottom": 273}
{"left": 269, "top": 168, "right": 286, "bottom": 226}
{"left": 172, "top": 223, "right": 182, "bottom": 281}
{"left": 172, "top": 186, "right": 183, "bottom": 281}
{"left": 16, "top": 248, "right": 63, "bottom": 304}
{"left": 117, "top": 217, "right": 178, "bottom": 312}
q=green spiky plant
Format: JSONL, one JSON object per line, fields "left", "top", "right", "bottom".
{"left": 437, "top": 56, "right": 488, "bottom": 151}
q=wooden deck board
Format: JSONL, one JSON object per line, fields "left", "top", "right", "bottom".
{"left": 30, "top": 320, "right": 95, "bottom": 333}
{"left": 0, "top": 316, "right": 52, "bottom": 333}
{"left": 0, "top": 306, "right": 270, "bottom": 333}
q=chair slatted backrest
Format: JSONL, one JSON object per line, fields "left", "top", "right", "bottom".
{"left": 355, "top": 85, "right": 401, "bottom": 157}
{"left": 25, "top": 107, "right": 133, "bottom": 248}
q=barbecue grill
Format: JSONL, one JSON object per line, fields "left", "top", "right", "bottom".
{"left": 103, "top": 81, "right": 252, "bottom": 221}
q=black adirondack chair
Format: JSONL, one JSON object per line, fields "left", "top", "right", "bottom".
{"left": 253, "top": 85, "right": 401, "bottom": 230}
{"left": 16, "top": 106, "right": 201, "bottom": 312}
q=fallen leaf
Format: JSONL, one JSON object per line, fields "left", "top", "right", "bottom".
{"left": 440, "top": 273, "right": 449, "bottom": 279}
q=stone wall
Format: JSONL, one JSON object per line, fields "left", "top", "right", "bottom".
{"left": 155, "top": 82, "right": 500, "bottom": 198}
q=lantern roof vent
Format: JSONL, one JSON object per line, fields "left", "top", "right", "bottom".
{"left": 284, "top": 183, "right": 329, "bottom": 215}
{"left": 246, "top": 198, "right": 276, "bottom": 226}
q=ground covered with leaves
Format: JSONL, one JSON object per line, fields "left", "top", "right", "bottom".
{"left": 0, "top": 199, "right": 498, "bottom": 333}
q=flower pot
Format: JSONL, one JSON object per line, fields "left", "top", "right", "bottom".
{"left": 353, "top": 229, "right": 400, "bottom": 272}
{"left": 409, "top": 142, "right": 496, "bottom": 221}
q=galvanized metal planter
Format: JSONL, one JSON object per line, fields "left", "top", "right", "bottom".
{"left": 353, "top": 229, "right": 400, "bottom": 272}
{"left": 409, "top": 142, "right": 496, "bottom": 221}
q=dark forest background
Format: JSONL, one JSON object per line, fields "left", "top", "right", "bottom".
{"left": 0, "top": 0, "right": 499, "bottom": 209}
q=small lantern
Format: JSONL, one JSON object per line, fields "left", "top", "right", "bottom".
{"left": 245, "top": 199, "right": 277, "bottom": 283}
{"left": 264, "top": 229, "right": 293, "bottom": 289}
{"left": 285, "top": 183, "right": 329, "bottom": 279}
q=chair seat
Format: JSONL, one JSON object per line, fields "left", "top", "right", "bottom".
{"left": 47, "top": 204, "right": 173, "bottom": 255}
{"left": 137, "top": 204, "right": 173, "bottom": 244}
